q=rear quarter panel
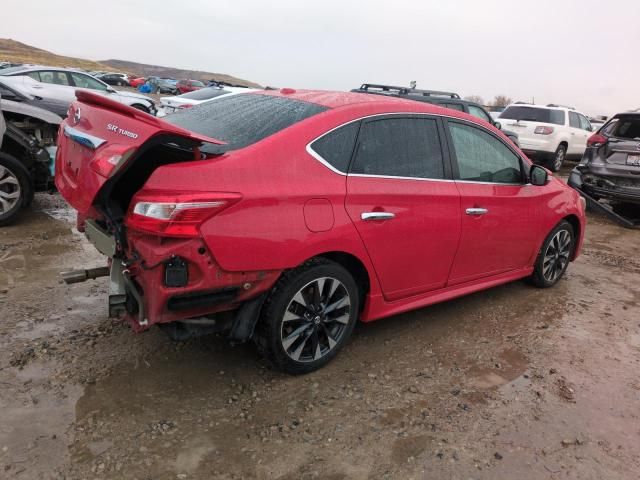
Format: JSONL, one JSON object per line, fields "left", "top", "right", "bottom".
{"left": 142, "top": 104, "right": 390, "bottom": 289}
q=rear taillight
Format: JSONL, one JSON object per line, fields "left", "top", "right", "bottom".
{"left": 126, "top": 191, "right": 241, "bottom": 237}
{"left": 534, "top": 126, "right": 554, "bottom": 135}
{"left": 178, "top": 104, "right": 193, "bottom": 110}
{"left": 90, "top": 144, "right": 136, "bottom": 178}
{"left": 587, "top": 133, "right": 608, "bottom": 147}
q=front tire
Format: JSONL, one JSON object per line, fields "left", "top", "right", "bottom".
{"left": 255, "top": 259, "right": 359, "bottom": 374}
{"left": 549, "top": 144, "right": 567, "bottom": 172}
{"left": 530, "top": 220, "right": 574, "bottom": 288}
{"left": 0, "top": 153, "right": 31, "bottom": 226}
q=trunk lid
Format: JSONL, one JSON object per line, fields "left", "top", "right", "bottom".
{"left": 55, "top": 90, "right": 225, "bottom": 215}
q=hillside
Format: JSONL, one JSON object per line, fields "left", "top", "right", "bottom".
{"left": 100, "top": 59, "right": 260, "bottom": 87}
{"left": 0, "top": 38, "right": 259, "bottom": 87}
{"left": 0, "top": 38, "right": 112, "bottom": 71}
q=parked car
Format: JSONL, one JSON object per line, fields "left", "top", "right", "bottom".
{"left": 56, "top": 89, "right": 585, "bottom": 374}
{"left": 176, "top": 79, "right": 205, "bottom": 94}
{"left": 569, "top": 112, "right": 640, "bottom": 206}
{"left": 351, "top": 84, "right": 519, "bottom": 147}
{"left": 156, "top": 86, "right": 255, "bottom": 117}
{"left": 129, "top": 77, "right": 146, "bottom": 88}
{"left": 497, "top": 103, "right": 593, "bottom": 171}
{"left": 97, "top": 73, "right": 130, "bottom": 86}
{"left": 0, "top": 66, "right": 156, "bottom": 116}
{"left": 157, "top": 78, "right": 178, "bottom": 94}
{"left": 1, "top": 84, "right": 61, "bottom": 225}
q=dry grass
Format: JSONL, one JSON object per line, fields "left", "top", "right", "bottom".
{"left": 0, "top": 38, "right": 260, "bottom": 87}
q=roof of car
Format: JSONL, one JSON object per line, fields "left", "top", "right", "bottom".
{"left": 255, "top": 88, "right": 440, "bottom": 109}
{"left": 0, "top": 65, "right": 90, "bottom": 75}
{"left": 251, "top": 89, "right": 497, "bottom": 129}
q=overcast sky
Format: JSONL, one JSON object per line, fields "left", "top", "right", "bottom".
{"left": 3, "top": 0, "right": 639, "bottom": 115}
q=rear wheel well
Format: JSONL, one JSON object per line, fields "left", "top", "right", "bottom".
{"left": 563, "top": 214, "right": 581, "bottom": 259}
{"left": 558, "top": 141, "right": 568, "bottom": 150}
{"left": 315, "top": 252, "right": 370, "bottom": 311}
{"left": 130, "top": 104, "right": 149, "bottom": 113}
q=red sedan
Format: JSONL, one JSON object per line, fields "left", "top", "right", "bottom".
{"left": 55, "top": 89, "right": 586, "bottom": 374}
{"left": 175, "top": 79, "right": 205, "bottom": 94}
{"left": 129, "top": 77, "right": 146, "bottom": 88}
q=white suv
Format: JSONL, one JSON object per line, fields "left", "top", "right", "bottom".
{"left": 498, "top": 103, "right": 594, "bottom": 171}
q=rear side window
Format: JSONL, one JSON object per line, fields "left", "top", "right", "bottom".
{"left": 310, "top": 122, "right": 359, "bottom": 173}
{"left": 350, "top": 117, "right": 444, "bottom": 179}
{"left": 449, "top": 122, "right": 522, "bottom": 184}
{"left": 166, "top": 93, "right": 328, "bottom": 153}
{"left": 40, "top": 71, "right": 70, "bottom": 86}
{"left": 500, "top": 106, "right": 565, "bottom": 125}
{"left": 611, "top": 117, "right": 640, "bottom": 140}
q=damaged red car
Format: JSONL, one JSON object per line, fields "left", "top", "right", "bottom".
{"left": 56, "top": 89, "right": 586, "bottom": 374}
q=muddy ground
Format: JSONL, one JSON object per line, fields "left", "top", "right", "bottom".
{"left": 1, "top": 173, "right": 639, "bottom": 479}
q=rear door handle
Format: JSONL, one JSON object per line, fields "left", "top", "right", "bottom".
{"left": 465, "top": 208, "right": 488, "bottom": 216}
{"left": 361, "top": 212, "right": 395, "bottom": 221}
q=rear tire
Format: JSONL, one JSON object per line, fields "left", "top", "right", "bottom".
{"left": 549, "top": 144, "right": 567, "bottom": 172}
{"left": 529, "top": 220, "right": 574, "bottom": 288}
{"left": 0, "top": 153, "right": 31, "bottom": 226}
{"left": 255, "top": 258, "right": 359, "bottom": 375}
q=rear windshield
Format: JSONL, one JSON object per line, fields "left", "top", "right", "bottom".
{"left": 179, "top": 87, "right": 230, "bottom": 100}
{"left": 610, "top": 117, "right": 640, "bottom": 140}
{"left": 165, "top": 93, "right": 328, "bottom": 153}
{"left": 500, "top": 106, "right": 565, "bottom": 125}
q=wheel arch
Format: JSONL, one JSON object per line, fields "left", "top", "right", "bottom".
{"left": 129, "top": 103, "right": 149, "bottom": 113}
{"left": 562, "top": 214, "right": 581, "bottom": 260}
{"left": 314, "top": 251, "right": 371, "bottom": 311}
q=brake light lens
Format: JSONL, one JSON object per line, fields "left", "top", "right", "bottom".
{"left": 90, "top": 144, "right": 136, "bottom": 178}
{"left": 587, "top": 133, "right": 608, "bottom": 147}
{"left": 127, "top": 191, "right": 241, "bottom": 237}
{"left": 178, "top": 104, "right": 193, "bottom": 109}
{"left": 534, "top": 126, "right": 554, "bottom": 135}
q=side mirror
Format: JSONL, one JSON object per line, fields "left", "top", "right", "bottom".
{"left": 494, "top": 121, "right": 502, "bottom": 130}
{"left": 530, "top": 165, "right": 549, "bottom": 186}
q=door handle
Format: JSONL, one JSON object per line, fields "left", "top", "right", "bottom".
{"left": 465, "top": 207, "right": 488, "bottom": 216}
{"left": 361, "top": 212, "right": 395, "bottom": 221}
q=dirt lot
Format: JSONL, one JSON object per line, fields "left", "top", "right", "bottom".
{"left": 1, "top": 172, "right": 639, "bottom": 479}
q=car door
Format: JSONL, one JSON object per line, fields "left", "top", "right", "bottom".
{"left": 23, "top": 71, "right": 72, "bottom": 117}
{"left": 344, "top": 115, "right": 461, "bottom": 301}
{"left": 445, "top": 119, "right": 541, "bottom": 285}
{"left": 568, "top": 111, "right": 584, "bottom": 156}
{"left": 576, "top": 114, "right": 592, "bottom": 156}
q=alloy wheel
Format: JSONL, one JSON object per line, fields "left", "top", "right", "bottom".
{"left": 280, "top": 277, "right": 351, "bottom": 363}
{"left": 0, "top": 165, "right": 21, "bottom": 215}
{"left": 542, "top": 230, "right": 571, "bottom": 282}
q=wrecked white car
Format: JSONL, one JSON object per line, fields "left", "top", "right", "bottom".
{"left": 0, "top": 79, "right": 61, "bottom": 225}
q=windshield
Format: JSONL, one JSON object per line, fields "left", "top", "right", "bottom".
{"left": 165, "top": 93, "right": 328, "bottom": 153}
{"left": 179, "top": 87, "right": 230, "bottom": 101}
{"left": 500, "top": 106, "right": 565, "bottom": 125}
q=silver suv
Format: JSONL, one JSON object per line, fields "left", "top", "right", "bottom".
{"left": 0, "top": 66, "right": 155, "bottom": 117}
